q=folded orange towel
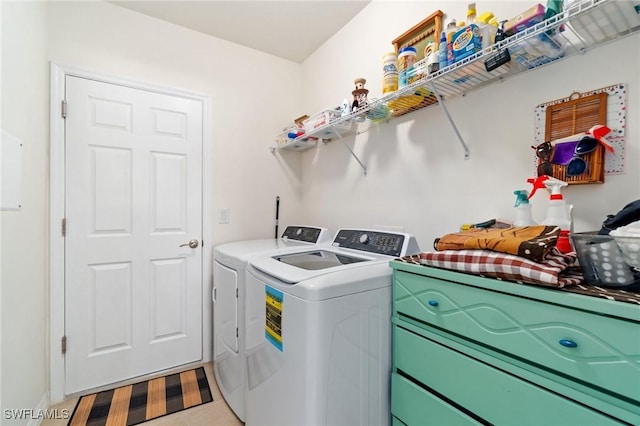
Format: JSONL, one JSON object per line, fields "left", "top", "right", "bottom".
{"left": 434, "top": 225, "right": 560, "bottom": 262}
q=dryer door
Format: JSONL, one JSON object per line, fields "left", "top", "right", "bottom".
{"left": 213, "top": 261, "right": 238, "bottom": 355}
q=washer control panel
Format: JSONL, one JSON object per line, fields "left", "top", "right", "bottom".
{"left": 332, "top": 229, "right": 406, "bottom": 257}
{"left": 282, "top": 226, "right": 324, "bottom": 243}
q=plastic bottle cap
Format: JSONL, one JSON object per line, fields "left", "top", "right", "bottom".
{"left": 478, "top": 11, "right": 495, "bottom": 24}
{"left": 398, "top": 46, "right": 417, "bottom": 56}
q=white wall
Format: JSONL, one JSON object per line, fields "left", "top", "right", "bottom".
{"left": 300, "top": 0, "right": 640, "bottom": 250}
{"left": 1, "top": 1, "right": 49, "bottom": 423}
{"left": 2, "top": 0, "right": 307, "bottom": 415}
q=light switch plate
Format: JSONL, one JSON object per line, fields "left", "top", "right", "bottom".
{"left": 218, "top": 208, "right": 230, "bottom": 224}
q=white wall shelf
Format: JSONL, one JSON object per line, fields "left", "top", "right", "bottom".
{"left": 272, "top": 0, "right": 640, "bottom": 174}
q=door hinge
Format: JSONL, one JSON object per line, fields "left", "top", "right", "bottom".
{"left": 61, "top": 100, "right": 67, "bottom": 119}
{"left": 236, "top": 328, "right": 239, "bottom": 338}
{"left": 236, "top": 288, "right": 238, "bottom": 298}
{"left": 61, "top": 336, "right": 67, "bottom": 354}
{"left": 61, "top": 218, "right": 66, "bottom": 236}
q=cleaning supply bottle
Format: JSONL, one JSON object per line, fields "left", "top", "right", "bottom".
{"left": 425, "top": 42, "right": 439, "bottom": 74}
{"left": 544, "top": 178, "right": 573, "bottom": 253}
{"left": 541, "top": 177, "right": 571, "bottom": 229}
{"left": 528, "top": 175, "right": 573, "bottom": 252}
{"left": 478, "top": 11, "right": 496, "bottom": 50}
{"left": 467, "top": 3, "right": 478, "bottom": 24}
{"left": 513, "top": 190, "right": 536, "bottom": 226}
{"left": 438, "top": 31, "right": 448, "bottom": 70}
{"left": 494, "top": 20, "right": 508, "bottom": 48}
{"left": 445, "top": 19, "right": 457, "bottom": 65}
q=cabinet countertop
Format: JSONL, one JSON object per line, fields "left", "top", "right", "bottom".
{"left": 390, "top": 259, "right": 640, "bottom": 322}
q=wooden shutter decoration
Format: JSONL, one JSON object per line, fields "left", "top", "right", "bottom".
{"left": 541, "top": 91, "right": 607, "bottom": 184}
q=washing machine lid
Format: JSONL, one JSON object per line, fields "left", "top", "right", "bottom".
{"left": 250, "top": 248, "right": 385, "bottom": 284}
{"left": 274, "top": 250, "right": 368, "bottom": 270}
{"left": 248, "top": 229, "right": 420, "bottom": 284}
{"left": 214, "top": 239, "right": 304, "bottom": 267}
{"left": 214, "top": 226, "right": 331, "bottom": 268}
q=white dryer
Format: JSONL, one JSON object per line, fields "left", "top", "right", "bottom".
{"left": 244, "top": 229, "right": 420, "bottom": 426}
{"left": 212, "top": 226, "right": 331, "bottom": 421}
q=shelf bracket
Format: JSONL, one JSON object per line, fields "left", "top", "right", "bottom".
{"left": 428, "top": 81, "right": 470, "bottom": 160}
{"left": 331, "top": 126, "right": 367, "bottom": 175}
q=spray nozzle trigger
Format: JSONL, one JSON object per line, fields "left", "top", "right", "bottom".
{"left": 514, "top": 190, "right": 530, "bottom": 207}
{"left": 526, "top": 175, "right": 549, "bottom": 199}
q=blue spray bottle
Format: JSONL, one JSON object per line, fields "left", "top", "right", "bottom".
{"left": 438, "top": 32, "right": 448, "bottom": 70}
{"left": 513, "top": 190, "right": 536, "bottom": 226}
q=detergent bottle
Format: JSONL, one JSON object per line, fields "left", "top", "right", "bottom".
{"left": 513, "top": 190, "right": 536, "bottom": 226}
{"left": 527, "top": 175, "right": 573, "bottom": 253}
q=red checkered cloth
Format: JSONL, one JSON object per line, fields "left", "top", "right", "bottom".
{"left": 417, "top": 247, "right": 583, "bottom": 288}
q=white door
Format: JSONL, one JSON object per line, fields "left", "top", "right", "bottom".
{"left": 64, "top": 75, "right": 203, "bottom": 394}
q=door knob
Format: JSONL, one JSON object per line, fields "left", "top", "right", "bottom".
{"left": 180, "top": 239, "right": 199, "bottom": 249}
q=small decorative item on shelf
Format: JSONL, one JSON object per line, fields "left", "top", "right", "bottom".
{"left": 351, "top": 78, "right": 369, "bottom": 122}
{"left": 351, "top": 78, "right": 369, "bottom": 111}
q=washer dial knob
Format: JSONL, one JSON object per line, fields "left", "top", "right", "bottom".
{"left": 359, "top": 233, "right": 369, "bottom": 244}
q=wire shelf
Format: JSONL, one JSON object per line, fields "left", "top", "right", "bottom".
{"left": 273, "top": 0, "right": 640, "bottom": 169}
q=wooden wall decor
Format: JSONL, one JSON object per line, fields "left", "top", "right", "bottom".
{"left": 392, "top": 10, "right": 443, "bottom": 61}
{"left": 543, "top": 91, "right": 607, "bottom": 184}
{"left": 534, "top": 83, "right": 628, "bottom": 182}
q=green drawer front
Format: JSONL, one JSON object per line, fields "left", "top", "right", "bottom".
{"left": 392, "top": 415, "right": 405, "bottom": 426}
{"left": 394, "top": 326, "right": 624, "bottom": 425}
{"left": 394, "top": 271, "right": 640, "bottom": 401}
{"left": 392, "top": 372, "right": 481, "bottom": 426}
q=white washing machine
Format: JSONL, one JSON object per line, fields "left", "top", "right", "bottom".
{"left": 213, "top": 226, "right": 331, "bottom": 421}
{"left": 244, "top": 229, "right": 420, "bottom": 426}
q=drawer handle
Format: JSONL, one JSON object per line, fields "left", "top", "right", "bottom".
{"left": 428, "top": 300, "right": 439, "bottom": 307}
{"left": 559, "top": 339, "right": 578, "bottom": 348}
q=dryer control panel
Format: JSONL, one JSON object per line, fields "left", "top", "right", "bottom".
{"left": 282, "top": 226, "right": 326, "bottom": 243}
{"left": 332, "top": 229, "right": 409, "bottom": 257}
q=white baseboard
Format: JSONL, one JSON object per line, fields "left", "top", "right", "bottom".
{"left": 26, "top": 393, "right": 48, "bottom": 426}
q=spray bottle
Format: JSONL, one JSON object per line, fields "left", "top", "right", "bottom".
{"left": 527, "top": 175, "right": 573, "bottom": 253}
{"left": 513, "top": 190, "right": 536, "bottom": 226}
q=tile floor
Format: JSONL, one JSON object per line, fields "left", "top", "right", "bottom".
{"left": 42, "top": 362, "right": 243, "bottom": 426}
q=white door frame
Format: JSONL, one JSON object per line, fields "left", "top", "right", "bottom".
{"left": 49, "top": 62, "right": 213, "bottom": 403}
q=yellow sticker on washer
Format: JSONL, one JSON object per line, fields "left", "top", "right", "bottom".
{"left": 265, "top": 286, "right": 283, "bottom": 351}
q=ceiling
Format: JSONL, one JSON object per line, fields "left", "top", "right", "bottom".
{"left": 111, "top": 1, "right": 370, "bottom": 63}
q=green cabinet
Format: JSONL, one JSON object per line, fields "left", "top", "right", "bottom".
{"left": 390, "top": 261, "right": 640, "bottom": 425}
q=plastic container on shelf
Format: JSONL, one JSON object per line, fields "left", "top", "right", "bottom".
{"left": 407, "top": 58, "right": 427, "bottom": 84}
{"left": 504, "top": 3, "right": 546, "bottom": 36}
{"left": 445, "top": 19, "right": 457, "bottom": 65}
{"left": 398, "top": 46, "right": 417, "bottom": 88}
{"left": 571, "top": 232, "right": 640, "bottom": 287}
{"left": 452, "top": 24, "right": 482, "bottom": 62}
{"left": 478, "top": 11, "right": 497, "bottom": 49}
{"left": 303, "top": 109, "right": 352, "bottom": 137}
{"left": 438, "top": 32, "right": 448, "bottom": 69}
{"left": 276, "top": 124, "right": 304, "bottom": 145}
{"left": 509, "top": 31, "right": 566, "bottom": 69}
{"left": 425, "top": 42, "right": 439, "bottom": 75}
{"left": 382, "top": 52, "right": 398, "bottom": 94}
